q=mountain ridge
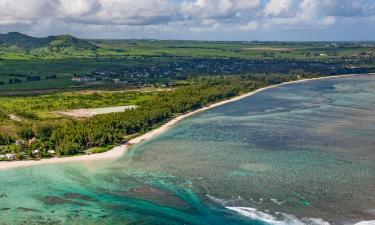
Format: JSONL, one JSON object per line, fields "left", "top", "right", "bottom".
{"left": 0, "top": 32, "right": 97, "bottom": 51}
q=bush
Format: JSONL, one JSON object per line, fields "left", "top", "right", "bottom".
{"left": 0, "top": 110, "right": 9, "bottom": 121}
{"left": 36, "top": 123, "right": 57, "bottom": 140}
{"left": 14, "top": 110, "right": 38, "bottom": 120}
{"left": 17, "top": 126, "right": 35, "bottom": 140}
{"left": 0, "top": 133, "right": 13, "bottom": 145}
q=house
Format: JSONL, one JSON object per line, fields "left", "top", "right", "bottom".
{"left": 113, "top": 79, "right": 128, "bottom": 84}
{"left": 5, "top": 153, "right": 15, "bottom": 160}
{"left": 15, "top": 140, "right": 25, "bottom": 146}
{"left": 48, "top": 150, "right": 56, "bottom": 155}
{"left": 28, "top": 138, "right": 37, "bottom": 145}
{"left": 71, "top": 77, "right": 96, "bottom": 83}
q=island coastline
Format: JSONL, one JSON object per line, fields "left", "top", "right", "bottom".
{"left": 0, "top": 73, "right": 367, "bottom": 170}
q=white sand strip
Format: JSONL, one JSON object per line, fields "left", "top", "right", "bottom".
{"left": 57, "top": 105, "right": 137, "bottom": 118}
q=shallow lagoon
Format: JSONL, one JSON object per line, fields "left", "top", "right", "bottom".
{"left": 0, "top": 75, "right": 374, "bottom": 225}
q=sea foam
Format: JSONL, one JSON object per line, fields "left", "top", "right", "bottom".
{"left": 207, "top": 194, "right": 330, "bottom": 225}
{"left": 226, "top": 207, "right": 283, "bottom": 224}
{"left": 354, "top": 221, "right": 375, "bottom": 225}
{"left": 225, "top": 207, "right": 330, "bottom": 225}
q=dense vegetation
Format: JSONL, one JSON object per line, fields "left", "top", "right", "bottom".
{"left": 0, "top": 74, "right": 320, "bottom": 160}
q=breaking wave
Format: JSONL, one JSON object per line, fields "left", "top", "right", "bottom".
{"left": 354, "top": 221, "right": 375, "bottom": 225}
{"left": 226, "top": 207, "right": 330, "bottom": 225}
{"left": 207, "top": 194, "right": 330, "bottom": 225}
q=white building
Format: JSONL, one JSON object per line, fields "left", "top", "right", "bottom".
{"left": 5, "top": 153, "right": 15, "bottom": 160}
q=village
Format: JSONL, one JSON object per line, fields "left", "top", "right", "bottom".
{"left": 70, "top": 56, "right": 372, "bottom": 86}
{"left": 0, "top": 137, "right": 56, "bottom": 161}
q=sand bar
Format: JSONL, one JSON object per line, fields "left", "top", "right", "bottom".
{"left": 0, "top": 73, "right": 368, "bottom": 170}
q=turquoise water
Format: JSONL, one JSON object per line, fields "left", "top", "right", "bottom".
{"left": 0, "top": 75, "right": 374, "bottom": 225}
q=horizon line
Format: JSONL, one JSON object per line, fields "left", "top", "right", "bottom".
{"left": 2, "top": 31, "right": 375, "bottom": 43}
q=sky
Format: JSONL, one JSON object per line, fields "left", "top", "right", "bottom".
{"left": 0, "top": 0, "right": 374, "bottom": 41}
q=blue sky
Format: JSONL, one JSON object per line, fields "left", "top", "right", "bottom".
{"left": 0, "top": 0, "right": 374, "bottom": 41}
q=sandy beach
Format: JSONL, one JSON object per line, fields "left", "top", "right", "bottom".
{"left": 0, "top": 73, "right": 366, "bottom": 170}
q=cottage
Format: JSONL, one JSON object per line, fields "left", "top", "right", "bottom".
{"left": 71, "top": 76, "right": 96, "bottom": 83}
{"left": 5, "top": 153, "right": 15, "bottom": 160}
{"left": 29, "top": 138, "right": 37, "bottom": 145}
{"left": 113, "top": 79, "right": 121, "bottom": 84}
{"left": 15, "top": 140, "right": 25, "bottom": 146}
{"left": 71, "top": 77, "right": 82, "bottom": 82}
{"left": 48, "top": 150, "right": 56, "bottom": 155}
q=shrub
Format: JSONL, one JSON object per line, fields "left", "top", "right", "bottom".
{"left": 0, "top": 110, "right": 9, "bottom": 121}
{"left": 17, "top": 126, "right": 35, "bottom": 140}
{"left": 36, "top": 123, "right": 57, "bottom": 140}
{"left": 14, "top": 110, "right": 38, "bottom": 120}
{"left": 0, "top": 133, "right": 13, "bottom": 145}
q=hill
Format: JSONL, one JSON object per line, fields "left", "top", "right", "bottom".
{"left": 0, "top": 32, "right": 97, "bottom": 52}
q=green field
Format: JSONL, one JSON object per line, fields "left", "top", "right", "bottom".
{"left": 92, "top": 40, "right": 375, "bottom": 59}
{"left": 0, "top": 89, "right": 158, "bottom": 113}
{"left": 1, "top": 34, "right": 374, "bottom": 94}
{"left": 0, "top": 87, "right": 165, "bottom": 137}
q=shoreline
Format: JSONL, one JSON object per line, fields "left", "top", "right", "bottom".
{"left": 0, "top": 73, "right": 367, "bottom": 170}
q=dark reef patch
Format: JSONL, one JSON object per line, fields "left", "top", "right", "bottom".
{"left": 42, "top": 196, "right": 87, "bottom": 206}
{"left": 63, "top": 193, "right": 97, "bottom": 202}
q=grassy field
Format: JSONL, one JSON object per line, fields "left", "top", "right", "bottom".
{"left": 91, "top": 40, "right": 375, "bottom": 59}
{"left": 0, "top": 38, "right": 374, "bottom": 93}
{"left": 0, "top": 89, "right": 159, "bottom": 113}
{"left": 0, "top": 88, "right": 166, "bottom": 137}
{"left": 2, "top": 39, "right": 374, "bottom": 60}
{"left": 0, "top": 77, "right": 74, "bottom": 91}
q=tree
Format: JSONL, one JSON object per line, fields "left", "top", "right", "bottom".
{"left": 0, "top": 133, "right": 13, "bottom": 145}
{"left": 36, "top": 123, "right": 56, "bottom": 140}
{"left": 17, "top": 126, "right": 35, "bottom": 140}
{"left": 0, "top": 110, "right": 9, "bottom": 121}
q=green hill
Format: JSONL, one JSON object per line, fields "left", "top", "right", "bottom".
{"left": 0, "top": 32, "right": 97, "bottom": 52}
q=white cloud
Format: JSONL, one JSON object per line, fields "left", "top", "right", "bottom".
{"left": 58, "top": 0, "right": 101, "bottom": 17}
{"left": 180, "top": 0, "right": 261, "bottom": 20}
{"left": 95, "top": 0, "right": 177, "bottom": 25}
{"left": 0, "top": 0, "right": 57, "bottom": 21}
{"left": 0, "top": 0, "right": 374, "bottom": 40}
{"left": 262, "top": 0, "right": 340, "bottom": 30}
{"left": 237, "top": 21, "right": 258, "bottom": 31}
{"left": 264, "top": 0, "right": 294, "bottom": 17}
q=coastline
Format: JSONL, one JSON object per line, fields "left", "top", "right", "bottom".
{"left": 0, "top": 73, "right": 365, "bottom": 170}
